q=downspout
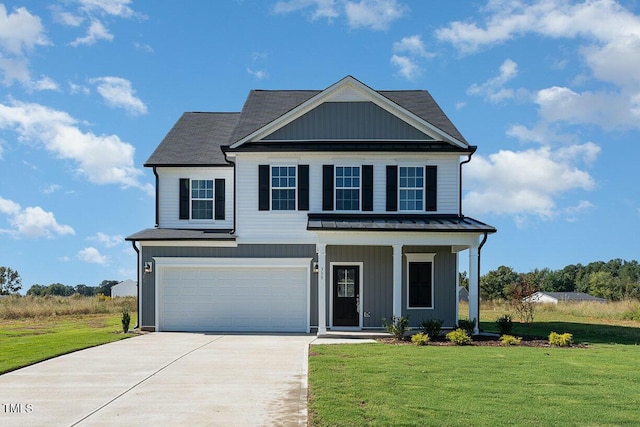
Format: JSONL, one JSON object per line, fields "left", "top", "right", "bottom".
{"left": 476, "top": 231, "right": 488, "bottom": 332}
{"left": 459, "top": 148, "right": 476, "bottom": 218}
{"left": 131, "top": 241, "right": 141, "bottom": 330}
{"left": 153, "top": 167, "right": 159, "bottom": 228}
{"left": 222, "top": 148, "right": 237, "bottom": 235}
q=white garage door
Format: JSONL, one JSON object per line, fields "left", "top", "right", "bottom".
{"left": 156, "top": 259, "right": 309, "bottom": 332}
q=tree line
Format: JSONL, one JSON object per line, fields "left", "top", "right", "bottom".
{"left": 0, "top": 267, "right": 120, "bottom": 297}
{"left": 479, "top": 258, "right": 640, "bottom": 301}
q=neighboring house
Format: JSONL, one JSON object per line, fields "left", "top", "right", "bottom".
{"left": 458, "top": 286, "right": 469, "bottom": 303}
{"left": 126, "top": 76, "right": 496, "bottom": 334}
{"left": 528, "top": 291, "right": 607, "bottom": 304}
{"left": 111, "top": 279, "right": 137, "bottom": 298}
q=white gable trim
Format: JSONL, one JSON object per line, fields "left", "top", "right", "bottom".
{"left": 230, "top": 76, "right": 468, "bottom": 149}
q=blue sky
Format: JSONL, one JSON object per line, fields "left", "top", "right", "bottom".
{"left": 1, "top": 0, "right": 639, "bottom": 291}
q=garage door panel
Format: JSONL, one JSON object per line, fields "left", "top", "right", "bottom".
{"left": 158, "top": 264, "right": 308, "bottom": 332}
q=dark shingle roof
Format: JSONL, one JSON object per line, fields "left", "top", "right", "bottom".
{"left": 145, "top": 112, "right": 239, "bottom": 166}
{"left": 126, "top": 228, "right": 235, "bottom": 241}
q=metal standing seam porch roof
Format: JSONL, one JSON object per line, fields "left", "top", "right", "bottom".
{"left": 307, "top": 214, "right": 497, "bottom": 233}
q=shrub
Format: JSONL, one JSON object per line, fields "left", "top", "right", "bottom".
{"left": 496, "top": 314, "right": 513, "bottom": 335}
{"left": 411, "top": 332, "right": 430, "bottom": 346}
{"left": 96, "top": 293, "right": 110, "bottom": 302}
{"left": 548, "top": 332, "right": 573, "bottom": 347}
{"left": 622, "top": 307, "right": 640, "bottom": 321}
{"left": 121, "top": 306, "right": 131, "bottom": 333}
{"left": 446, "top": 328, "right": 471, "bottom": 345}
{"left": 419, "top": 319, "right": 443, "bottom": 339}
{"left": 382, "top": 316, "right": 410, "bottom": 340}
{"left": 457, "top": 318, "right": 476, "bottom": 336}
{"left": 500, "top": 334, "right": 522, "bottom": 346}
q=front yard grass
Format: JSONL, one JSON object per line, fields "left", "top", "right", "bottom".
{"left": 308, "top": 343, "right": 640, "bottom": 426}
{"left": 0, "top": 313, "right": 137, "bottom": 374}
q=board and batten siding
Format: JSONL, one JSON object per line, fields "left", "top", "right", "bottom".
{"left": 139, "top": 244, "right": 318, "bottom": 329}
{"left": 234, "top": 152, "right": 461, "bottom": 243}
{"left": 157, "top": 166, "right": 234, "bottom": 229}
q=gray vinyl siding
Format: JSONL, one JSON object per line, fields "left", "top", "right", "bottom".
{"left": 263, "top": 102, "right": 433, "bottom": 141}
{"left": 403, "top": 246, "right": 457, "bottom": 328}
{"left": 140, "top": 244, "right": 317, "bottom": 328}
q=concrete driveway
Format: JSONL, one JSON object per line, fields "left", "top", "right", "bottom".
{"left": 0, "top": 333, "right": 315, "bottom": 426}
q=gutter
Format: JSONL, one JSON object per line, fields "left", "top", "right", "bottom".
{"left": 131, "top": 241, "right": 141, "bottom": 330}
{"left": 459, "top": 147, "right": 476, "bottom": 218}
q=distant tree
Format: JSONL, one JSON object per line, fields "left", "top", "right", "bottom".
{"left": 74, "top": 284, "right": 96, "bottom": 297}
{"left": 44, "top": 283, "right": 75, "bottom": 296}
{"left": 26, "top": 284, "right": 46, "bottom": 296}
{"left": 459, "top": 271, "right": 469, "bottom": 290}
{"left": 480, "top": 266, "right": 519, "bottom": 300}
{"left": 589, "top": 271, "right": 623, "bottom": 301}
{"left": 96, "top": 280, "right": 119, "bottom": 297}
{"left": 0, "top": 267, "right": 22, "bottom": 295}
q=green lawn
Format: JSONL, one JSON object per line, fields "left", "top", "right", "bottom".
{"left": 0, "top": 313, "right": 137, "bottom": 374}
{"left": 308, "top": 343, "right": 640, "bottom": 427}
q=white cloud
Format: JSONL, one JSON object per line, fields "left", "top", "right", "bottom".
{"left": 467, "top": 59, "right": 520, "bottom": 102}
{"left": 89, "top": 232, "right": 124, "bottom": 248}
{"left": 68, "top": 81, "right": 90, "bottom": 95}
{"left": 345, "top": 0, "right": 406, "bottom": 30}
{"left": 0, "top": 5, "right": 49, "bottom": 56}
{"left": 27, "top": 76, "right": 59, "bottom": 92}
{"left": 247, "top": 68, "right": 269, "bottom": 80}
{"left": 77, "top": 0, "right": 135, "bottom": 18}
{"left": 77, "top": 247, "right": 108, "bottom": 264}
{"left": 134, "top": 42, "right": 154, "bottom": 53}
{"left": 43, "top": 184, "right": 62, "bottom": 195}
{"left": 390, "top": 55, "right": 420, "bottom": 81}
{"left": 273, "top": 0, "right": 339, "bottom": 21}
{"left": 0, "top": 57, "right": 29, "bottom": 85}
{"left": 0, "top": 196, "right": 75, "bottom": 239}
{"left": 0, "top": 100, "right": 152, "bottom": 194}
{"left": 463, "top": 144, "right": 598, "bottom": 222}
{"left": 69, "top": 20, "right": 113, "bottom": 47}
{"left": 90, "top": 76, "right": 147, "bottom": 115}
{"left": 393, "top": 35, "right": 430, "bottom": 57}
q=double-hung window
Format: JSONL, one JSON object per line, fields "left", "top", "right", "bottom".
{"left": 271, "top": 166, "right": 296, "bottom": 210}
{"left": 399, "top": 167, "right": 424, "bottom": 211}
{"left": 335, "top": 166, "right": 360, "bottom": 210}
{"left": 191, "top": 179, "right": 214, "bottom": 219}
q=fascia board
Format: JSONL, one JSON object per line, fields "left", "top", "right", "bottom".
{"left": 230, "top": 76, "right": 468, "bottom": 150}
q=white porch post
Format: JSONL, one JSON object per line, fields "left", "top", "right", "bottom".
{"left": 317, "top": 243, "right": 327, "bottom": 336}
{"left": 392, "top": 244, "right": 403, "bottom": 319}
{"left": 468, "top": 244, "right": 480, "bottom": 334}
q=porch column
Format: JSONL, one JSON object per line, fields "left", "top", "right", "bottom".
{"left": 317, "top": 243, "right": 327, "bottom": 336}
{"left": 392, "top": 244, "right": 403, "bottom": 318}
{"left": 468, "top": 244, "right": 480, "bottom": 334}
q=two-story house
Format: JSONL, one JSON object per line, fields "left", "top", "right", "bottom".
{"left": 126, "top": 76, "right": 496, "bottom": 335}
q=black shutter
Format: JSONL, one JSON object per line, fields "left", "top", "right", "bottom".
{"left": 298, "top": 165, "right": 309, "bottom": 211}
{"left": 426, "top": 165, "right": 437, "bottom": 211}
{"left": 215, "top": 179, "right": 225, "bottom": 220}
{"left": 362, "top": 165, "right": 373, "bottom": 211}
{"left": 386, "top": 166, "right": 398, "bottom": 212}
{"left": 322, "top": 165, "right": 334, "bottom": 211}
{"left": 179, "top": 178, "right": 190, "bottom": 220}
{"left": 258, "top": 165, "right": 270, "bottom": 211}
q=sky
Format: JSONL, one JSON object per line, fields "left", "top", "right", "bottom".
{"left": 0, "top": 0, "right": 639, "bottom": 292}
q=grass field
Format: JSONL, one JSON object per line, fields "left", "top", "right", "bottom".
{"left": 309, "top": 301, "right": 640, "bottom": 426}
{"left": 0, "top": 296, "right": 138, "bottom": 374}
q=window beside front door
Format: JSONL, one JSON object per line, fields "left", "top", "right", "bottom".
{"left": 407, "top": 253, "right": 436, "bottom": 309}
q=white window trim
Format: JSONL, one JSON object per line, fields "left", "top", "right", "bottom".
{"left": 406, "top": 253, "right": 436, "bottom": 310}
{"left": 270, "top": 165, "right": 297, "bottom": 211}
{"left": 329, "top": 261, "right": 364, "bottom": 330}
{"left": 398, "top": 166, "right": 425, "bottom": 212}
{"left": 190, "top": 179, "right": 214, "bottom": 221}
{"left": 334, "top": 165, "right": 361, "bottom": 212}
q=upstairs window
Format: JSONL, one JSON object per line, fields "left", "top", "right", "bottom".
{"left": 271, "top": 166, "right": 296, "bottom": 210}
{"left": 335, "top": 166, "right": 360, "bottom": 210}
{"left": 399, "top": 167, "right": 424, "bottom": 211}
{"left": 191, "top": 179, "right": 214, "bottom": 219}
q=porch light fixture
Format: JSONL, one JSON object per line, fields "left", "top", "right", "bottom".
{"left": 144, "top": 262, "right": 153, "bottom": 274}
{"left": 313, "top": 262, "right": 319, "bottom": 274}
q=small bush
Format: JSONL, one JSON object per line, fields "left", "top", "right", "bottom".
{"left": 96, "top": 293, "right": 110, "bottom": 302}
{"left": 622, "top": 308, "right": 640, "bottom": 321}
{"left": 419, "top": 319, "right": 443, "bottom": 339}
{"left": 548, "top": 332, "right": 573, "bottom": 347}
{"left": 382, "top": 316, "right": 410, "bottom": 340}
{"left": 446, "top": 328, "right": 471, "bottom": 345}
{"left": 457, "top": 318, "right": 476, "bottom": 336}
{"left": 496, "top": 314, "right": 513, "bottom": 335}
{"left": 121, "top": 306, "right": 131, "bottom": 333}
{"left": 411, "top": 332, "right": 430, "bottom": 346}
{"left": 500, "top": 334, "right": 522, "bottom": 346}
